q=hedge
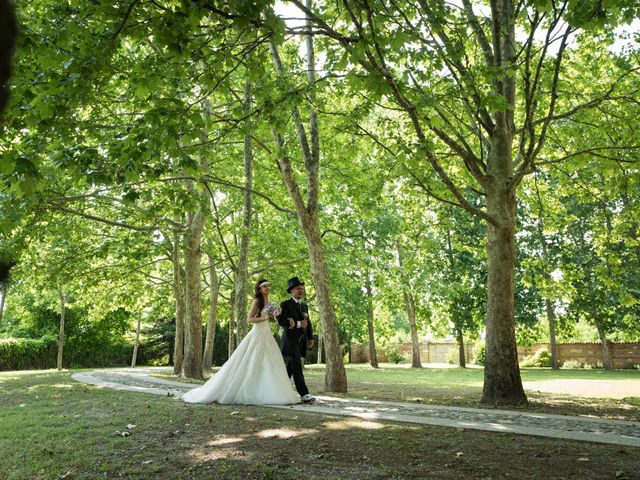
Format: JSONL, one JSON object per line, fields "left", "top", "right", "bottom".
{"left": 0, "top": 336, "right": 148, "bottom": 370}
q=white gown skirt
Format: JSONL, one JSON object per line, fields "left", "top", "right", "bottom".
{"left": 182, "top": 319, "right": 300, "bottom": 405}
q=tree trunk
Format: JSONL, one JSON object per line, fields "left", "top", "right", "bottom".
{"left": 203, "top": 255, "right": 219, "bottom": 371}
{"left": 131, "top": 314, "right": 142, "bottom": 368}
{"left": 364, "top": 271, "right": 379, "bottom": 368}
{"left": 481, "top": 185, "right": 527, "bottom": 405}
{"left": 397, "top": 243, "right": 422, "bottom": 368}
{"left": 546, "top": 299, "right": 559, "bottom": 370}
{"left": 457, "top": 329, "right": 466, "bottom": 368}
{"left": 403, "top": 290, "right": 422, "bottom": 368}
{"left": 56, "top": 286, "right": 65, "bottom": 371}
{"left": 228, "top": 288, "right": 236, "bottom": 356}
{"left": 536, "top": 207, "right": 559, "bottom": 370}
{"left": 316, "top": 322, "right": 323, "bottom": 365}
{"left": 172, "top": 235, "right": 185, "bottom": 375}
{"left": 181, "top": 211, "right": 204, "bottom": 379}
{"left": 234, "top": 78, "right": 254, "bottom": 345}
{"left": 268, "top": 12, "right": 347, "bottom": 392}
{"left": 0, "top": 283, "right": 6, "bottom": 325}
{"left": 304, "top": 219, "right": 348, "bottom": 392}
{"left": 594, "top": 311, "right": 613, "bottom": 370}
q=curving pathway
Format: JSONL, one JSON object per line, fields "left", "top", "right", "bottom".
{"left": 72, "top": 368, "right": 640, "bottom": 448}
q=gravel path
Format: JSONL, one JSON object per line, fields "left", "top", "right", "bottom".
{"left": 72, "top": 368, "right": 640, "bottom": 448}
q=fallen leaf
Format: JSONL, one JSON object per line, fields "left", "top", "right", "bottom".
{"left": 126, "top": 424, "right": 136, "bottom": 430}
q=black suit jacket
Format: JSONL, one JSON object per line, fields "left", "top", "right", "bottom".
{"left": 278, "top": 298, "right": 313, "bottom": 358}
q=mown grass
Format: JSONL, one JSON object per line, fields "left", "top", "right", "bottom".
{"left": 1, "top": 369, "right": 639, "bottom": 480}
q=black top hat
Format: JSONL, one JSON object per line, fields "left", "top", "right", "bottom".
{"left": 287, "top": 276, "right": 305, "bottom": 293}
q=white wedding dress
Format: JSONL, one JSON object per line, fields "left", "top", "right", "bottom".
{"left": 182, "top": 309, "right": 300, "bottom": 405}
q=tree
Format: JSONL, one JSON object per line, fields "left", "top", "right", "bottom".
{"left": 290, "top": 0, "right": 639, "bottom": 404}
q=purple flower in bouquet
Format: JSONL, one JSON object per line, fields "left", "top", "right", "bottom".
{"left": 263, "top": 301, "right": 281, "bottom": 319}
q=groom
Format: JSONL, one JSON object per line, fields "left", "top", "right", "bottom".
{"left": 278, "top": 277, "right": 316, "bottom": 403}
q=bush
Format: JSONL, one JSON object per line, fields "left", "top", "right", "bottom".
{"left": 0, "top": 335, "right": 58, "bottom": 370}
{"left": 520, "top": 348, "right": 552, "bottom": 368}
{"left": 561, "top": 359, "right": 583, "bottom": 369}
{"left": 472, "top": 344, "right": 485, "bottom": 366}
{"left": 0, "top": 335, "right": 140, "bottom": 371}
{"left": 446, "top": 347, "right": 459, "bottom": 365}
{"left": 385, "top": 343, "right": 406, "bottom": 364}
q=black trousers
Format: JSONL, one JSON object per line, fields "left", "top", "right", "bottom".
{"left": 284, "top": 354, "right": 308, "bottom": 397}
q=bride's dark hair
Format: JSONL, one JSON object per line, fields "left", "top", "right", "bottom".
{"left": 254, "top": 278, "right": 269, "bottom": 313}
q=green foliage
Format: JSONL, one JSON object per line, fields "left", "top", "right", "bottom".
{"left": 446, "top": 347, "right": 459, "bottom": 365}
{"left": 473, "top": 344, "right": 486, "bottom": 366}
{"left": 0, "top": 335, "right": 57, "bottom": 370}
{"left": 520, "top": 349, "right": 552, "bottom": 368}
{"left": 381, "top": 341, "right": 406, "bottom": 364}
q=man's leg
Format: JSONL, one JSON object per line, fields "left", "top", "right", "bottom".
{"left": 290, "top": 354, "right": 309, "bottom": 397}
{"left": 284, "top": 355, "right": 293, "bottom": 378}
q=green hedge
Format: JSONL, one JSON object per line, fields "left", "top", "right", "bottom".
{"left": 0, "top": 336, "right": 147, "bottom": 371}
{"left": 0, "top": 335, "right": 58, "bottom": 370}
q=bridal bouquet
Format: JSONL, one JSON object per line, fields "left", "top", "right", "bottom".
{"left": 263, "top": 301, "right": 281, "bottom": 319}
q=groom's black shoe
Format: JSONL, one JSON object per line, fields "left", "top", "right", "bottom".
{"left": 301, "top": 394, "right": 316, "bottom": 403}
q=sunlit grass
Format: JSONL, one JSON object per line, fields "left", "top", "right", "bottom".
{"left": 1, "top": 370, "right": 638, "bottom": 479}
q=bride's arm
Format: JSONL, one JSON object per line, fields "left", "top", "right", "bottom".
{"left": 248, "top": 299, "right": 266, "bottom": 323}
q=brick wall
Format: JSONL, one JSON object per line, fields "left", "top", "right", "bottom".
{"left": 351, "top": 341, "right": 640, "bottom": 368}
{"left": 518, "top": 342, "right": 640, "bottom": 369}
{"left": 351, "top": 342, "right": 474, "bottom": 364}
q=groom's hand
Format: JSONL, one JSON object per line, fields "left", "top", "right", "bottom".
{"left": 300, "top": 319, "right": 308, "bottom": 330}
{"left": 307, "top": 339, "right": 314, "bottom": 349}
{"left": 288, "top": 318, "right": 295, "bottom": 329}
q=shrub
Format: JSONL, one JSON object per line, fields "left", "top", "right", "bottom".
{"left": 562, "top": 359, "right": 583, "bottom": 369}
{"left": 446, "top": 347, "right": 459, "bottom": 365}
{"left": 520, "top": 348, "right": 552, "bottom": 368}
{"left": 472, "top": 344, "right": 485, "bottom": 366}
{"left": 385, "top": 344, "right": 406, "bottom": 364}
{"left": 0, "top": 335, "right": 57, "bottom": 370}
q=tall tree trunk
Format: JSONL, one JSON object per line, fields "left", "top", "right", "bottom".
{"left": 234, "top": 77, "right": 254, "bottom": 345}
{"left": 481, "top": 184, "right": 527, "bottom": 405}
{"left": 0, "top": 283, "right": 6, "bottom": 324}
{"left": 403, "top": 290, "right": 422, "bottom": 368}
{"left": 203, "top": 255, "right": 219, "bottom": 371}
{"left": 594, "top": 311, "right": 613, "bottom": 370}
{"left": 457, "top": 329, "right": 466, "bottom": 368}
{"left": 535, "top": 188, "right": 560, "bottom": 370}
{"left": 131, "top": 313, "right": 142, "bottom": 368}
{"left": 172, "top": 235, "right": 185, "bottom": 375}
{"left": 56, "top": 286, "right": 65, "bottom": 371}
{"left": 268, "top": 7, "right": 347, "bottom": 393}
{"left": 397, "top": 243, "right": 422, "bottom": 368}
{"left": 446, "top": 228, "right": 466, "bottom": 368}
{"left": 545, "top": 299, "right": 559, "bottom": 369}
{"left": 316, "top": 322, "right": 323, "bottom": 365}
{"left": 228, "top": 288, "right": 236, "bottom": 355}
{"left": 304, "top": 219, "right": 348, "bottom": 391}
{"left": 181, "top": 211, "right": 204, "bottom": 379}
{"left": 364, "top": 271, "right": 378, "bottom": 368}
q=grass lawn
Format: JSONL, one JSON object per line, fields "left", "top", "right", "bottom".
{"left": 303, "top": 363, "right": 640, "bottom": 422}
{"left": 1, "top": 369, "right": 639, "bottom": 480}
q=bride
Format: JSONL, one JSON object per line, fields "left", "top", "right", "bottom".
{"left": 182, "top": 279, "right": 300, "bottom": 405}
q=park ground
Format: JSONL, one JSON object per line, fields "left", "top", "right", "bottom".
{"left": 1, "top": 364, "right": 639, "bottom": 479}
